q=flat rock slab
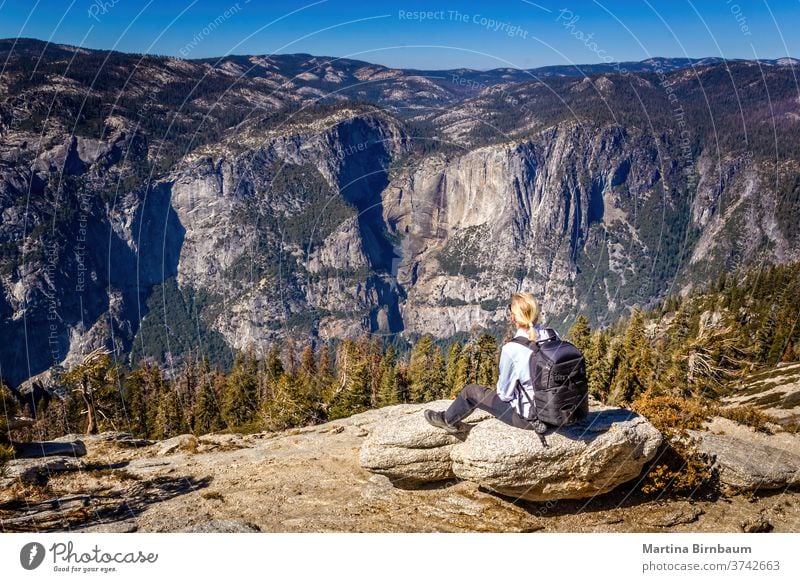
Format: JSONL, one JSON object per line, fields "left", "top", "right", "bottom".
{"left": 688, "top": 430, "right": 800, "bottom": 491}
{"left": 1, "top": 457, "right": 85, "bottom": 485}
{"left": 359, "top": 401, "right": 662, "bottom": 501}
{"left": 158, "top": 434, "right": 198, "bottom": 456}
{"left": 54, "top": 432, "right": 133, "bottom": 443}
{"left": 54, "top": 432, "right": 154, "bottom": 448}
{"left": 13, "top": 440, "right": 87, "bottom": 458}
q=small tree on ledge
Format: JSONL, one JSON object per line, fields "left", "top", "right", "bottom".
{"left": 60, "top": 348, "right": 120, "bottom": 435}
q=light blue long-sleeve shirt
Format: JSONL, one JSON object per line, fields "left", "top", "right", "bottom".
{"left": 496, "top": 326, "right": 559, "bottom": 418}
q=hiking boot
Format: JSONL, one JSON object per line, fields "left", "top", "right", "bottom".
{"left": 424, "top": 409, "right": 463, "bottom": 434}
{"left": 530, "top": 419, "right": 548, "bottom": 435}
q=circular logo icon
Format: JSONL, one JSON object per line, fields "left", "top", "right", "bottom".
{"left": 20, "top": 542, "right": 46, "bottom": 570}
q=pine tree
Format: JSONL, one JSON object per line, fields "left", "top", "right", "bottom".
{"left": 122, "top": 366, "right": 151, "bottom": 438}
{"left": 395, "top": 360, "right": 411, "bottom": 403}
{"left": 367, "top": 336, "right": 384, "bottom": 406}
{"left": 327, "top": 339, "right": 371, "bottom": 419}
{"left": 315, "top": 344, "right": 337, "bottom": 412}
{"left": 262, "top": 371, "right": 322, "bottom": 430}
{"left": 285, "top": 339, "right": 298, "bottom": 378}
{"left": 474, "top": 334, "right": 499, "bottom": 388}
{"left": 445, "top": 342, "right": 464, "bottom": 397}
{"left": 319, "top": 345, "right": 333, "bottom": 379}
{"left": 221, "top": 353, "right": 260, "bottom": 430}
{"left": 607, "top": 308, "right": 654, "bottom": 405}
{"left": 59, "top": 348, "right": 123, "bottom": 435}
{"left": 266, "top": 344, "right": 284, "bottom": 384}
{"left": 300, "top": 345, "right": 316, "bottom": 377}
{"left": 296, "top": 345, "right": 316, "bottom": 404}
{"left": 667, "top": 304, "right": 693, "bottom": 351}
{"left": 153, "top": 382, "right": 186, "bottom": 439}
{"left": 174, "top": 355, "right": 199, "bottom": 432}
{"left": 376, "top": 345, "right": 400, "bottom": 407}
{"left": 585, "top": 330, "right": 611, "bottom": 400}
{"left": 431, "top": 346, "right": 447, "bottom": 399}
{"left": 407, "top": 335, "right": 445, "bottom": 402}
{"left": 766, "top": 281, "right": 800, "bottom": 364}
{"left": 455, "top": 341, "right": 477, "bottom": 388}
{"left": 193, "top": 369, "right": 225, "bottom": 435}
{"left": 568, "top": 315, "right": 592, "bottom": 354}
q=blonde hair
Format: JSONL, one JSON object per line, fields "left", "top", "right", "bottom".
{"left": 509, "top": 292, "right": 540, "bottom": 341}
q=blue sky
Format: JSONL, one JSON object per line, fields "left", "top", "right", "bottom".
{"left": 0, "top": 0, "right": 797, "bottom": 69}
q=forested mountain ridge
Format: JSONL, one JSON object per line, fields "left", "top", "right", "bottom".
{"left": 0, "top": 38, "right": 799, "bottom": 388}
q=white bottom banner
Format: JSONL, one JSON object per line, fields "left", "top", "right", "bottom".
{"left": 1, "top": 533, "right": 798, "bottom": 581}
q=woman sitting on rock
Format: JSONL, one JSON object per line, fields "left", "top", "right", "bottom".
{"left": 424, "top": 291, "right": 553, "bottom": 435}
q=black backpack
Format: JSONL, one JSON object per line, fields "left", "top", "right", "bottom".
{"left": 509, "top": 329, "right": 589, "bottom": 427}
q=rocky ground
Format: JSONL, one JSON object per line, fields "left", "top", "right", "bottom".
{"left": 1, "top": 403, "right": 799, "bottom": 533}
{"left": 720, "top": 362, "right": 800, "bottom": 427}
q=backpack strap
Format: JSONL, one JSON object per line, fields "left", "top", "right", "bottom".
{"left": 508, "top": 336, "right": 539, "bottom": 351}
{"left": 509, "top": 337, "right": 539, "bottom": 419}
{"left": 516, "top": 379, "right": 533, "bottom": 404}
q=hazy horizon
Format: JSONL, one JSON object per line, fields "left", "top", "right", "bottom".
{"left": 3, "top": 35, "right": 798, "bottom": 74}
{"left": 0, "top": 1, "right": 797, "bottom": 70}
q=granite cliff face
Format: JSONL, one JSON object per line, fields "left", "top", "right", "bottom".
{"left": 1, "top": 40, "right": 799, "bottom": 385}
{"left": 165, "top": 107, "right": 409, "bottom": 349}
{"left": 384, "top": 122, "right": 798, "bottom": 335}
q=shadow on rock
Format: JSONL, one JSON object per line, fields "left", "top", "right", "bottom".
{"left": 483, "top": 477, "right": 650, "bottom": 518}
{"left": 0, "top": 475, "right": 211, "bottom": 532}
{"left": 552, "top": 409, "right": 642, "bottom": 442}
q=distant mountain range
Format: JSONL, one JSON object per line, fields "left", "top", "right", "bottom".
{"left": 1, "top": 38, "right": 798, "bottom": 387}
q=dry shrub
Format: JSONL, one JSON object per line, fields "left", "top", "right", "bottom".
{"left": 631, "top": 390, "right": 716, "bottom": 497}
{"left": 631, "top": 391, "right": 709, "bottom": 433}
{"left": 180, "top": 436, "right": 199, "bottom": 454}
{"left": 781, "top": 420, "right": 799, "bottom": 435}
{"left": 712, "top": 405, "right": 777, "bottom": 433}
{"left": 86, "top": 467, "right": 141, "bottom": 481}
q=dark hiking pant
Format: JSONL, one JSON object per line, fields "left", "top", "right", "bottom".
{"left": 444, "top": 383, "right": 542, "bottom": 430}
